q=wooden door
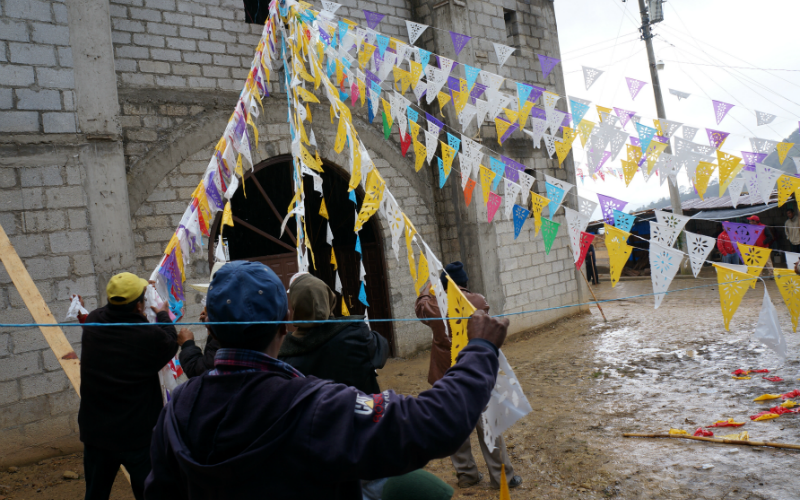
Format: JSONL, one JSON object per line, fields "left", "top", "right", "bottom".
{"left": 208, "top": 155, "right": 395, "bottom": 355}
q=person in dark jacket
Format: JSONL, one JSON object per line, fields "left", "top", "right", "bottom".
{"left": 179, "top": 262, "right": 226, "bottom": 377}
{"left": 79, "top": 272, "right": 178, "bottom": 500}
{"left": 585, "top": 243, "right": 599, "bottom": 285}
{"left": 279, "top": 273, "right": 388, "bottom": 394}
{"left": 177, "top": 308, "right": 220, "bottom": 378}
{"left": 144, "top": 260, "right": 509, "bottom": 500}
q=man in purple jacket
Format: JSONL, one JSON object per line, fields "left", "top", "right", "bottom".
{"left": 145, "top": 261, "right": 509, "bottom": 500}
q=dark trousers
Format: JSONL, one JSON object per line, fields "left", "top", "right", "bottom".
{"left": 83, "top": 443, "right": 151, "bottom": 500}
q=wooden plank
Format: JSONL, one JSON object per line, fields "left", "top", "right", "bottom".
{"left": 248, "top": 174, "right": 297, "bottom": 245}
{"left": 232, "top": 215, "right": 297, "bottom": 252}
{"left": 0, "top": 223, "right": 81, "bottom": 395}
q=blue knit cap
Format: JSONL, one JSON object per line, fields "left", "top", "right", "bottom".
{"left": 440, "top": 261, "right": 468, "bottom": 290}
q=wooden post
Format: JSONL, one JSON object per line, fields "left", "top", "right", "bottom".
{"left": 0, "top": 223, "right": 133, "bottom": 482}
{"left": 579, "top": 268, "right": 607, "bottom": 323}
{"left": 0, "top": 223, "right": 81, "bottom": 395}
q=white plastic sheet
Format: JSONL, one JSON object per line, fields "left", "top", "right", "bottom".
{"left": 754, "top": 288, "right": 787, "bottom": 363}
{"left": 481, "top": 351, "right": 532, "bottom": 453}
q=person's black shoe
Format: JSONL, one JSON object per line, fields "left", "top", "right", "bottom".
{"left": 457, "top": 472, "right": 483, "bottom": 488}
{"left": 508, "top": 475, "right": 523, "bottom": 488}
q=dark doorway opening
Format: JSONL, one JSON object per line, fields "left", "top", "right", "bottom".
{"left": 208, "top": 154, "right": 395, "bottom": 355}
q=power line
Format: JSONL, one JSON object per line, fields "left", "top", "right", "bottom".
{"left": 660, "top": 60, "right": 800, "bottom": 73}
{"left": 659, "top": 26, "right": 800, "bottom": 117}
{"left": 665, "top": 1, "right": 800, "bottom": 94}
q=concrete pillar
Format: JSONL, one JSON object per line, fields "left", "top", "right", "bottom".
{"left": 65, "top": 0, "right": 137, "bottom": 289}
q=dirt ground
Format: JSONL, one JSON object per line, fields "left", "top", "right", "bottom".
{"left": 2, "top": 275, "right": 799, "bottom": 499}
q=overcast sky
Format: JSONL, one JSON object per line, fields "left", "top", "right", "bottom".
{"left": 552, "top": 0, "right": 800, "bottom": 211}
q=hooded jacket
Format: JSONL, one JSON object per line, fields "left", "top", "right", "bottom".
{"left": 79, "top": 306, "right": 177, "bottom": 451}
{"left": 144, "top": 340, "right": 499, "bottom": 500}
{"left": 278, "top": 316, "right": 389, "bottom": 394}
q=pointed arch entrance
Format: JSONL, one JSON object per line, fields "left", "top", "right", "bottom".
{"left": 208, "top": 154, "right": 395, "bottom": 355}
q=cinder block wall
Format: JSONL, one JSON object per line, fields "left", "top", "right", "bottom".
{"left": 0, "top": 157, "right": 95, "bottom": 466}
{"left": 0, "top": 0, "right": 78, "bottom": 133}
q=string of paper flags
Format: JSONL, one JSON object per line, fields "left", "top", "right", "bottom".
{"left": 311, "top": 0, "right": 800, "bottom": 211}
{"left": 303, "top": 1, "right": 800, "bottom": 334}
{"left": 146, "top": 0, "right": 800, "bottom": 370}
{"left": 320, "top": 1, "right": 800, "bottom": 136}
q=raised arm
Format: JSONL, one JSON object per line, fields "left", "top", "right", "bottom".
{"left": 302, "top": 311, "right": 508, "bottom": 481}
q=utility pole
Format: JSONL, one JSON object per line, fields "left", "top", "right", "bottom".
{"left": 635, "top": 0, "right": 683, "bottom": 219}
{"left": 634, "top": 0, "right": 690, "bottom": 272}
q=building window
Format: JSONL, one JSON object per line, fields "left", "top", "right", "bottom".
{"left": 504, "top": 9, "right": 520, "bottom": 48}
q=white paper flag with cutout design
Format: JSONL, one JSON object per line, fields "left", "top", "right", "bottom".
{"left": 479, "top": 71, "right": 504, "bottom": 91}
{"left": 686, "top": 231, "right": 715, "bottom": 278}
{"left": 756, "top": 163, "right": 782, "bottom": 205}
{"left": 385, "top": 192, "right": 404, "bottom": 261}
{"left": 542, "top": 134, "right": 557, "bottom": 158}
{"left": 405, "top": 20, "right": 428, "bottom": 44}
{"left": 492, "top": 42, "right": 515, "bottom": 67}
{"left": 582, "top": 66, "right": 604, "bottom": 90}
{"left": 424, "top": 130, "right": 438, "bottom": 164}
{"left": 751, "top": 137, "right": 779, "bottom": 155}
{"left": 518, "top": 171, "right": 535, "bottom": 205}
{"left": 565, "top": 207, "right": 589, "bottom": 264}
{"left": 755, "top": 110, "right": 776, "bottom": 127}
{"left": 654, "top": 209, "right": 691, "bottom": 233}
{"left": 650, "top": 221, "right": 679, "bottom": 247}
{"left": 649, "top": 241, "right": 683, "bottom": 309}
{"left": 504, "top": 179, "right": 521, "bottom": 219}
{"left": 578, "top": 196, "right": 598, "bottom": 220}
{"left": 525, "top": 118, "right": 547, "bottom": 149}
{"left": 728, "top": 176, "right": 746, "bottom": 208}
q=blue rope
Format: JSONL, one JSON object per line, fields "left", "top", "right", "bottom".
{"left": 0, "top": 277, "right": 761, "bottom": 328}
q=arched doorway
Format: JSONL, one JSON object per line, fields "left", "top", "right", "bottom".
{"left": 208, "top": 154, "right": 395, "bottom": 355}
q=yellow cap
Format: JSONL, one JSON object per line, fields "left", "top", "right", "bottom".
{"left": 106, "top": 272, "right": 149, "bottom": 305}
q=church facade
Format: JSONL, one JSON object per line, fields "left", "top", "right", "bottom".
{"left": 0, "top": 0, "right": 586, "bottom": 465}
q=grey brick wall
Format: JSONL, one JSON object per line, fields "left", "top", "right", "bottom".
{"left": 110, "top": 0, "right": 264, "bottom": 91}
{"left": 0, "top": 160, "right": 95, "bottom": 465}
{"left": 0, "top": 0, "right": 79, "bottom": 134}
